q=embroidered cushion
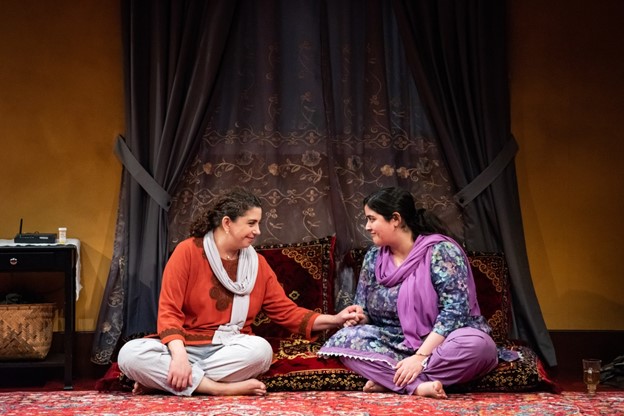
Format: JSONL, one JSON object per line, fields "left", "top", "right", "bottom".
{"left": 255, "top": 237, "right": 368, "bottom": 391}
{"left": 253, "top": 236, "right": 336, "bottom": 350}
{"left": 467, "top": 251, "right": 512, "bottom": 344}
{"left": 259, "top": 338, "right": 366, "bottom": 391}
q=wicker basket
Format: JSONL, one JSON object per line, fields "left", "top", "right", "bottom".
{"left": 0, "top": 303, "right": 55, "bottom": 360}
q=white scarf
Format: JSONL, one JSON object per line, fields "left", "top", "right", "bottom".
{"left": 203, "top": 231, "right": 258, "bottom": 344}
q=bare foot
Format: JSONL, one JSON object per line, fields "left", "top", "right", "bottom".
{"left": 195, "top": 377, "right": 267, "bottom": 396}
{"left": 132, "top": 381, "right": 160, "bottom": 395}
{"left": 415, "top": 380, "right": 447, "bottom": 399}
{"left": 363, "top": 380, "right": 390, "bottom": 393}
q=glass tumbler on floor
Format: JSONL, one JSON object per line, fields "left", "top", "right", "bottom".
{"left": 582, "top": 358, "right": 601, "bottom": 394}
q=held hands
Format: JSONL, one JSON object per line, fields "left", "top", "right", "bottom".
{"left": 393, "top": 354, "right": 426, "bottom": 388}
{"left": 336, "top": 304, "right": 366, "bottom": 328}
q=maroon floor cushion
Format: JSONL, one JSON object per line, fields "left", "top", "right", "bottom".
{"left": 98, "top": 239, "right": 556, "bottom": 393}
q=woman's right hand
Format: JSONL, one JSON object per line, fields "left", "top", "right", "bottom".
{"left": 167, "top": 340, "right": 194, "bottom": 391}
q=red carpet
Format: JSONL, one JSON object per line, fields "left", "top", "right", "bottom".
{"left": 1, "top": 390, "right": 623, "bottom": 415}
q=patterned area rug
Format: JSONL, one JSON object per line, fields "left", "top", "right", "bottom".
{"left": 1, "top": 390, "right": 623, "bottom": 415}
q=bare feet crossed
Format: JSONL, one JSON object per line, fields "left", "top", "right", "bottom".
{"left": 195, "top": 377, "right": 267, "bottom": 396}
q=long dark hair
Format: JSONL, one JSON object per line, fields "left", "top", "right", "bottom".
{"left": 189, "top": 188, "right": 262, "bottom": 237}
{"left": 363, "top": 187, "right": 450, "bottom": 238}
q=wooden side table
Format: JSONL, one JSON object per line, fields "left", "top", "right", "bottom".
{"left": 0, "top": 242, "right": 79, "bottom": 390}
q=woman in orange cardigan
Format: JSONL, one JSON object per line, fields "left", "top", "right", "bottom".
{"left": 118, "top": 188, "right": 361, "bottom": 396}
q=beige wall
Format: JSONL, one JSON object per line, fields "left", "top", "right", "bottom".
{"left": 510, "top": 0, "right": 624, "bottom": 329}
{"left": 1, "top": 1, "right": 622, "bottom": 332}
{"left": 0, "top": 1, "right": 123, "bottom": 331}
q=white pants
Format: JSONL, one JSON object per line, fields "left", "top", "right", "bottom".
{"left": 117, "top": 335, "right": 273, "bottom": 396}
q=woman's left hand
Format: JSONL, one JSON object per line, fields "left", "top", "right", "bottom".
{"left": 393, "top": 355, "right": 425, "bottom": 387}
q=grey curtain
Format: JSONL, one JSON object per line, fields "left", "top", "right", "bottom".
{"left": 393, "top": 0, "right": 555, "bottom": 366}
{"left": 92, "top": 0, "right": 555, "bottom": 368}
{"left": 91, "top": 0, "right": 239, "bottom": 364}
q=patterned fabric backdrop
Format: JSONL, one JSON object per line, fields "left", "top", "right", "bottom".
{"left": 168, "top": 1, "right": 461, "bottom": 248}
{"left": 169, "top": 130, "right": 459, "bottom": 248}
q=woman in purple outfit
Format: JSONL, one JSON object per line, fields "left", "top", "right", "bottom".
{"left": 318, "top": 187, "right": 498, "bottom": 398}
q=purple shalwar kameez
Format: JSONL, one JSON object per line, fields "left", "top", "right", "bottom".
{"left": 318, "top": 234, "right": 498, "bottom": 394}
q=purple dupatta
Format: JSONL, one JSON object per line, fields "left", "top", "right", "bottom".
{"left": 374, "top": 234, "right": 481, "bottom": 350}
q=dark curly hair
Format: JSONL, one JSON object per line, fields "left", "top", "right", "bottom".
{"left": 363, "top": 187, "right": 450, "bottom": 238}
{"left": 189, "top": 188, "right": 262, "bottom": 237}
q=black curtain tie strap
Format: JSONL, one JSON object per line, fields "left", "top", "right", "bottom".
{"left": 114, "top": 135, "right": 171, "bottom": 211}
{"left": 454, "top": 136, "right": 519, "bottom": 207}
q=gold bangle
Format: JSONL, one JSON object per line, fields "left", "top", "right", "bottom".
{"left": 415, "top": 352, "right": 431, "bottom": 357}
